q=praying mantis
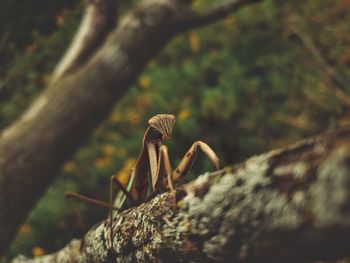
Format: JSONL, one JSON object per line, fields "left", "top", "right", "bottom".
{"left": 67, "top": 114, "right": 220, "bottom": 247}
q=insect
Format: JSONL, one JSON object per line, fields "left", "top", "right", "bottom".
{"left": 67, "top": 114, "right": 220, "bottom": 247}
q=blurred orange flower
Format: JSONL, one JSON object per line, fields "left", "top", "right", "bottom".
{"left": 189, "top": 32, "right": 200, "bottom": 53}
{"left": 110, "top": 112, "right": 121, "bottom": 124}
{"left": 32, "top": 246, "right": 45, "bottom": 257}
{"left": 137, "top": 97, "right": 150, "bottom": 110}
{"left": 127, "top": 111, "right": 140, "bottom": 124}
{"left": 19, "top": 224, "right": 31, "bottom": 234}
{"left": 56, "top": 15, "right": 64, "bottom": 26}
{"left": 95, "top": 158, "right": 110, "bottom": 169}
{"left": 138, "top": 75, "right": 151, "bottom": 89}
{"left": 103, "top": 144, "right": 116, "bottom": 157}
{"left": 225, "top": 15, "right": 236, "bottom": 29}
{"left": 178, "top": 109, "right": 190, "bottom": 121}
{"left": 25, "top": 43, "right": 37, "bottom": 54}
{"left": 63, "top": 161, "right": 75, "bottom": 173}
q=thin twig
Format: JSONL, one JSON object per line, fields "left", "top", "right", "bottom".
{"left": 176, "top": 0, "right": 262, "bottom": 32}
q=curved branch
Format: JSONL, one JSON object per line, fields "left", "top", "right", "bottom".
{"left": 12, "top": 126, "right": 350, "bottom": 262}
{"left": 51, "top": 0, "right": 117, "bottom": 83}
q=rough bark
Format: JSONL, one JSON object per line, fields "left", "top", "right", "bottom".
{"left": 12, "top": 126, "right": 350, "bottom": 262}
{"left": 0, "top": 0, "right": 262, "bottom": 256}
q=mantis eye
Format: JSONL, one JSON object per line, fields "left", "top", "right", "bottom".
{"left": 148, "top": 114, "right": 176, "bottom": 139}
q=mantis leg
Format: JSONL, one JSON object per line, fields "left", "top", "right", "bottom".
{"left": 110, "top": 172, "right": 137, "bottom": 208}
{"left": 65, "top": 191, "right": 121, "bottom": 240}
{"left": 158, "top": 145, "right": 174, "bottom": 192}
{"left": 109, "top": 170, "right": 136, "bottom": 248}
{"left": 154, "top": 145, "right": 177, "bottom": 207}
{"left": 172, "top": 141, "right": 220, "bottom": 182}
{"left": 65, "top": 191, "right": 112, "bottom": 209}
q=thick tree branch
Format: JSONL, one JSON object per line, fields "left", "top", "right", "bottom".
{"left": 12, "top": 126, "right": 350, "bottom": 262}
{"left": 51, "top": 0, "right": 117, "bottom": 83}
{"left": 0, "top": 0, "right": 260, "bottom": 256}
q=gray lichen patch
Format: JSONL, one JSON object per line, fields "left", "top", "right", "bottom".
{"left": 106, "top": 193, "right": 179, "bottom": 261}
{"left": 175, "top": 154, "right": 304, "bottom": 261}
{"left": 81, "top": 222, "right": 110, "bottom": 262}
{"left": 310, "top": 146, "right": 350, "bottom": 227}
{"left": 274, "top": 161, "right": 309, "bottom": 179}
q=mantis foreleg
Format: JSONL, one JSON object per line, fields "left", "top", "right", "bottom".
{"left": 146, "top": 142, "right": 159, "bottom": 190}
{"left": 172, "top": 141, "right": 220, "bottom": 182}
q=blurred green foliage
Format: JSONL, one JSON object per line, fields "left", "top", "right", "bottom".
{"left": 0, "top": 0, "right": 76, "bottom": 76}
{"left": 1, "top": 0, "right": 350, "bottom": 260}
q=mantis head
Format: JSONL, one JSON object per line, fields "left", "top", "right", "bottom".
{"left": 148, "top": 114, "right": 176, "bottom": 140}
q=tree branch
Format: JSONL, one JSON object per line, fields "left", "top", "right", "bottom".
{"left": 0, "top": 0, "right": 260, "bottom": 256}
{"left": 51, "top": 0, "right": 117, "bottom": 83}
{"left": 287, "top": 14, "right": 348, "bottom": 90}
{"left": 175, "top": 0, "right": 262, "bottom": 32}
{"left": 12, "top": 126, "right": 350, "bottom": 262}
